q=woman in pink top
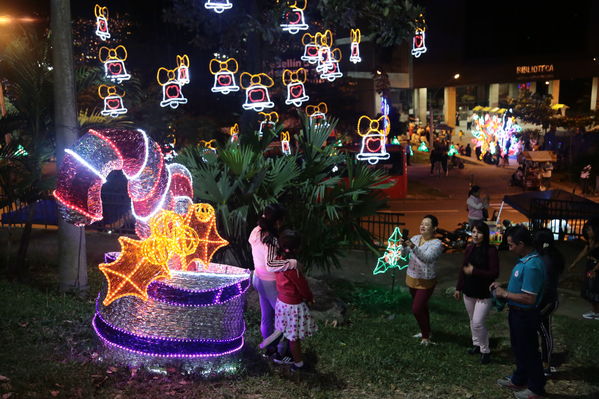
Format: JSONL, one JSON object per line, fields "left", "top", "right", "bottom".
{"left": 248, "top": 204, "right": 295, "bottom": 360}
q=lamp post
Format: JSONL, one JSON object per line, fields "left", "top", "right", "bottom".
{"left": 428, "top": 73, "right": 460, "bottom": 149}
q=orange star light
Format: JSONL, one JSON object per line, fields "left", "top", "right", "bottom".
{"left": 183, "top": 204, "right": 229, "bottom": 270}
{"left": 99, "top": 237, "right": 171, "bottom": 306}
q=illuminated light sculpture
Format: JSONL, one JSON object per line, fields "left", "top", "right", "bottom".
{"left": 176, "top": 54, "right": 191, "bottom": 85}
{"left": 318, "top": 47, "right": 343, "bottom": 82}
{"left": 411, "top": 14, "right": 427, "bottom": 58}
{"left": 228, "top": 123, "right": 240, "bottom": 143}
{"left": 183, "top": 204, "right": 229, "bottom": 270}
{"left": 157, "top": 66, "right": 188, "bottom": 109}
{"left": 280, "top": 0, "right": 309, "bottom": 34}
{"left": 315, "top": 30, "right": 334, "bottom": 73}
{"left": 373, "top": 227, "right": 410, "bottom": 275}
{"left": 209, "top": 58, "right": 240, "bottom": 95}
{"left": 199, "top": 139, "right": 217, "bottom": 152}
{"left": 356, "top": 115, "right": 391, "bottom": 165}
{"left": 240, "top": 72, "right": 275, "bottom": 112}
{"left": 98, "top": 85, "right": 127, "bottom": 117}
{"left": 417, "top": 141, "right": 429, "bottom": 152}
{"left": 300, "top": 33, "right": 320, "bottom": 64}
{"left": 258, "top": 111, "right": 278, "bottom": 139}
{"left": 280, "top": 131, "right": 291, "bottom": 155}
{"left": 162, "top": 134, "right": 178, "bottom": 162}
{"left": 94, "top": 4, "right": 111, "bottom": 41}
{"left": 306, "top": 102, "right": 328, "bottom": 127}
{"left": 204, "top": 0, "right": 233, "bottom": 13}
{"left": 99, "top": 45, "right": 132, "bottom": 84}
{"left": 349, "top": 28, "right": 362, "bottom": 64}
{"left": 282, "top": 68, "right": 309, "bottom": 107}
{"left": 471, "top": 107, "right": 522, "bottom": 159}
{"left": 53, "top": 128, "right": 193, "bottom": 235}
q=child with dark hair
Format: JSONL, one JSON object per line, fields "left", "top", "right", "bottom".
{"left": 263, "top": 229, "right": 317, "bottom": 371}
{"left": 534, "top": 228, "right": 565, "bottom": 377}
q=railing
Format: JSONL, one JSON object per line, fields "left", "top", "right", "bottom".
{"left": 528, "top": 198, "right": 599, "bottom": 239}
{"left": 356, "top": 210, "right": 405, "bottom": 250}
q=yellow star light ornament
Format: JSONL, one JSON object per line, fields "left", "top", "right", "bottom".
{"left": 184, "top": 204, "right": 229, "bottom": 270}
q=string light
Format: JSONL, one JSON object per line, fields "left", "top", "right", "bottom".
{"left": 349, "top": 29, "right": 362, "bottom": 64}
{"left": 204, "top": 0, "right": 233, "bottom": 14}
{"left": 176, "top": 54, "right": 191, "bottom": 85}
{"left": 209, "top": 58, "right": 240, "bottom": 95}
{"left": 157, "top": 66, "right": 188, "bottom": 109}
{"left": 280, "top": 0, "right": 309, "bottom": 34}
{"left": 183, "top": 204, "right": 229, "bottom": 271}
{"left": 240, "top": 72, "right": 275, "bottom": 112}
{"left": 319, "top": 48, "right": 343, "bottom": 81}
{"left": 282, "top": 68, "right": 309, "bottom": 106}
{"left": 280, "top": 131, "right": 291, "bottom": 155}
{"left": 94, "top": 4, "right": 110, "bottom": 41}
{"left": 411, "top": 14, "right": 427, "bottom": 58}
{"left": 356, "top": 115, "right": 391, "bottom": 165}
{"left": 98, "top": 85, "right": 127, "bottom": 117}
{"left": 306, "top": 102, "right": 328, "bottom": 127}
{"left": 300, "top": 33, "right": 320, "bottom": 64}
{"left": 373, "top": 227, "right": 410, "bottom": 275}
{"left": 99, "top": 45, "right": 132, "bottom": 83}
{"left": 258, "top": 111, "right": 278, "bottom": 138}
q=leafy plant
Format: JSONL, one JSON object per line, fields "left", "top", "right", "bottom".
{"left": 177, "top": 115, "right": 391, "bottom": 271}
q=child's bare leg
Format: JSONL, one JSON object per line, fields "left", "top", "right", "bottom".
{"left": 289, "top": 339, "right": 303, "bottom": 363}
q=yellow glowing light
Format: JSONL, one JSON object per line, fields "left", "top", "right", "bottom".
{"left": 209, "top": 57, "right": 239, "bottom": 75}
{"left": 259, "top": 111, "right": 279, "bottom": 124}
{"left": 240, "top": 72, "right": 275, "bottom": 89}
{"left": 351, "top": 28, "right": 361, "bottom": 43}
{"left": 98, "top": 84, "right": 125, "bottom": 99}
{"left": 282, "top": 68, "right": 307, "bottom": 85}
{"left": 281, "top": 131, "right": 291, "bottom": 142}
{"left": 229, "top": 123, "right": 240, "bottom": 137}
{"left": 306, "top": 102, "right": 328, "bottom": 117}
{"left": 199, "top": 139, "right": 217, "bottom": 150}
{"left": 183, "top": 204, "right": 229, "bottom": 270}
{"left": 357, "top": 115, "right": 391, "bottom": 137}
{"left": 98, "top": 45, "right": 128, "bottom": 62}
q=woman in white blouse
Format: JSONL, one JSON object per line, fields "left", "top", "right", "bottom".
{"left": 402, "top": 215, "right": 445, "bottom": 345}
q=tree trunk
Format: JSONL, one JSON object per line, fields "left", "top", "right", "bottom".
{"left": 51, "top": 0, "right": 88, "bottom": 294}
{"left": 13, "top": 206, "right": 35, "bottom": 279}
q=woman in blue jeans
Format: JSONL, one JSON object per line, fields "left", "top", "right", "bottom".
{"left": 249, "top": 203, "right": 295, "bottom": 362}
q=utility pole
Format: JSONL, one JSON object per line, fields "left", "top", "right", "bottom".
{"left": 51, "top": 0, "right": 88, "bottom": 294}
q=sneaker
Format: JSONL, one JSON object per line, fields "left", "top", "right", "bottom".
{"left": 582, "top": 312, "right": 598, "bottom": 319}
{"left": 272, "top": 353, "right": 294, "bottom": 365}
{"left": 544, "top": 366, "right": 557, "bottom": 378}
{"left": 290, "top": 363, "right": 308, "bottom": 372}
{"left": 497, "top": 376, "right": 526, "bottom": 391}
{"left": 412, "top": 332, "right": 422, "bottom": 338}
{"left": 420, "top": 338, "right": 437, "bottom": 346}
{"left": 513, "top": 388, "right": 546, "bottom": 399}
{"left": 480, "top": 353, "right": 491, "bottom": 364}
{"left": 467, "top": 346, "right": 481, "bottom": 355}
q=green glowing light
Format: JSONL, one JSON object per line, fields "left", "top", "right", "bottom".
{"left": 373, "top": 227, "right": 410, "bottom": 275}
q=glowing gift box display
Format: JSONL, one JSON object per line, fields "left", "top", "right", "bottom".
{"left": 411, "top": 14, "right": 427, "bottom": 58}
{"left": 349, "top": 28, "right": 362, "bottom": 64}
{"left": 94, "top": 4, "right": 110, "bottom": 41}
{"left": 204, "top": 0, "right": 233, "bottom": 14}
{"left": 356, "top": 115, "right": 391, "bottom": 165}
{"left": 280, "top": 0, "right": 309, "bottom": 34}
{"left": 99, "top": 45, "right": 132, "bottom": 84}
{"left": 240, "top": 72, "right": 275, "bottom": 112}
{"left": 209, "top": 58, "right": 240, "bottom": 95}
{"left": 282, "top": 68, "right": 309, "bottom": 106}
{"left": 257, "top": 111, "right": 279, "bottom": 138}
{"left": 157, "top": 67, "right": 188, "bottom": 109}
{"left": 99, "top": 85, "right": 127, "bottom": 117}
{"left": 55, "top": 128, "right": 250, "bottom": 369}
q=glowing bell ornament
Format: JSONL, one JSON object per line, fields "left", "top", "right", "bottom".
{"left": 411, "top": 14, "right": 427, "bottom": 58}
{"left": 280, "top": 0, "right": 309, "bottom": 34}
{"left": 176, "top": 54, "right": 190, "bottom": 85}
{"left": 258, "top": 111, "right": 279, "bottom": 139}
{"left": 319, "top": 48, "right": 343, "bottom": 82}
{"left": 282, "top": 68, "right": 309, "bottom": 107}
{"left": 204, "top": 0, "right": 233, "bottom": 13}
{"left": 98, "top": 85, "right": 127, "bottom": 117}
{"left": 228, "top": 123, "right": 240, "bottom": 143}
{"left": 99, "top": 45, "right": 132, "bottom": 84}
{"left": 306, "top": 102, "right": 328, "bottom": 127}
{"left": 209, "top": 58, "right": 240, "bottom": 95}
{"left": 94, "top": 4, "right": 110, "bottom": 41}
{"left": 356, "top": 115, "right": 391, "bottom": 165}
{"left": 280, "top": 131, "right": 291, "bottom": 155}
{"left": 240, "top": 72, "right": 275, "bottom": 112}
{"left": 349, "top": 29, "right": 362, "bottom": 64}
{"left": 300, "top": 33, "right": 320, "bottom": 64}
{"left": 157, "top": 67, "right": 188, "bottom": 109}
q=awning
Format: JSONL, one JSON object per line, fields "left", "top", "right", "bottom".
{"left": 522, "top": 151, "right": 557, "bottom": 163}
{"left": 503, "top": 189, "right": 599, "bottom": 219}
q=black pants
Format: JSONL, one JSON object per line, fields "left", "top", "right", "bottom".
{"left": 509, "top": 308, "right": 546, "bottom": 395}
{"left": 537, "top": 299, "right": 558, "bottom": 366}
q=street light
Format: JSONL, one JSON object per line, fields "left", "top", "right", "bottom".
{"left": 428, "top": 73, "right": 460, "bottom": 148}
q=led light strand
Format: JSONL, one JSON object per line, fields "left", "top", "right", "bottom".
{"left": 94, "top": 4, "right": 110, "bottom": 41}
{"left": 373, "top": 227, "right": 410, "bottom": 275}
{"left": 257, "top": 111, "right": 278, "bottom": 139}
{"left": 240, "top": 72, "right": 275, "bottom": 112}
{"left": 306, "top": 102, "right": 328, "bottom": 127}
{"left": 176, "top": 54, "right": 190, "bottom": 85}
{"left": 64, "top": 149, "right": 107, "bottom": 183}
{"left": 204, "top": 0, "right": 233, "bottom": 14}
{"left": 157, "top": 66, "right": 188, "bottom": 109}
{"left": 98, "top": 85, "right": 128, "bottom": 117}
{"left": 280, "top": 131, "right": 291, "bottom": 155}
{"left": 147, "top": 277, "right": 250, "bottom": 308}
{"left": 280, "top": 0, "right": 309, "bottom": 34}
{"left": 209, "top": 58, "right": 240, "bottom": 95}
{"left": 355, "top": 115, "right": 391, "bottom": 165}
{"left": 300, "top": 33, "right": 320, "bottom": 64}
{"left": 349, "top": 28, "right": 362, "bottom": 64}
{"left": 411, "top": 14, "right": 427, "bottom": 58}
{"left": 282, "top": 68, "right": 309, "bottom": 106}
{"left": 99, "top": 45, "right": 132, "bottom": 83}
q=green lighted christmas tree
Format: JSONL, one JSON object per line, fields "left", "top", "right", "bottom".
{"left": 373, "top": 227, "right": 410, "bottom": 275}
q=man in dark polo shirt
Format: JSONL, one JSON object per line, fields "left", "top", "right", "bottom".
{"left": 491, "top": 226, "right": 546, "bottom": 399}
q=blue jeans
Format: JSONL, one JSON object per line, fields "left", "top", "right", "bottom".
{"left": 252, "top": 274, "right": 287, "bottom": 354}
{"left": 509, "top": 308, "right": 546, "bottom": 395}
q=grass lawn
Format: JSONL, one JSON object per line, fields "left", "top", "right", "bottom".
{"left": 1, "top": 265, "right": 598, "bottom": 399}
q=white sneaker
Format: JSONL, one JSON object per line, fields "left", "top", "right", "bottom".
{"left": 412, "top": 332, "right": 422, "bottom": 338}
{"left": 582, "top": 312, "right": 597, "bottom": 319}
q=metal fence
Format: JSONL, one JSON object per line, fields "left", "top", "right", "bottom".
{"left": 356, "top": 211, "right": 405, "bottom": 250}
{"left": 528, "top": 198, "right": 599, "bottom": 240}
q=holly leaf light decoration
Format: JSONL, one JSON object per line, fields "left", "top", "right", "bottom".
{"left": 373, "top": 227, "right": 410, "bottom": 275}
